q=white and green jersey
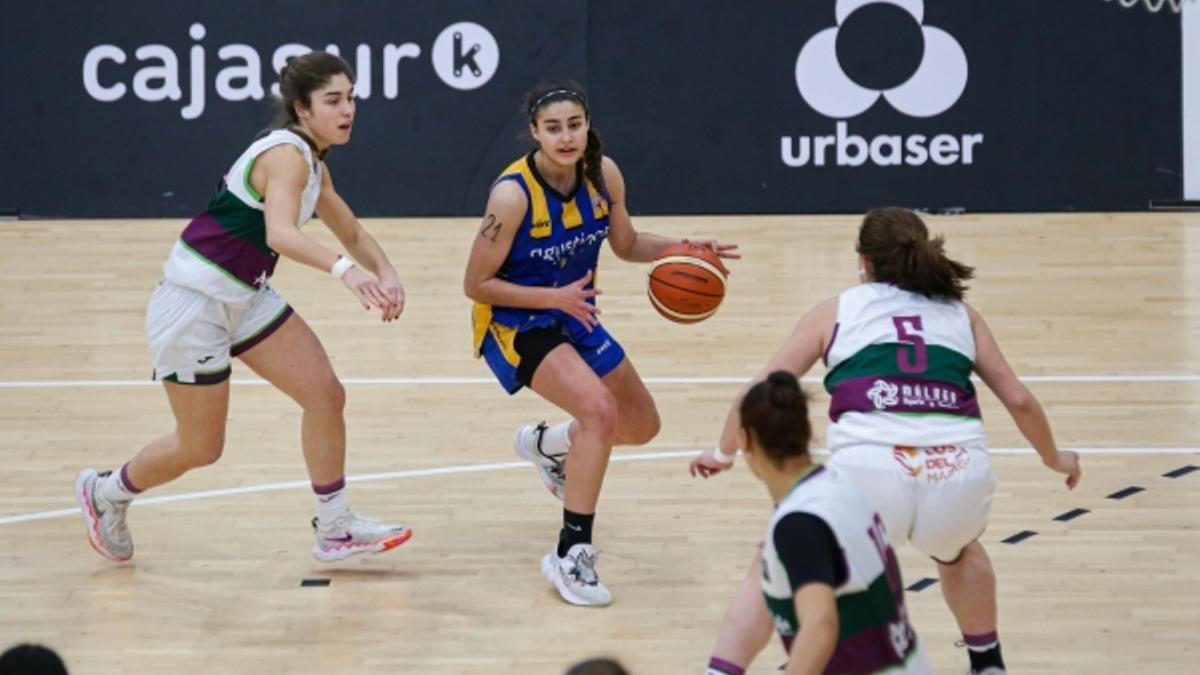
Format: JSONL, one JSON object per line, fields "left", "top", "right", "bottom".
{"left": 823, "top": 283, "right": 985, "bottom": 451}
{"left": 762, "top": 464, "right": 928, "bottom": 674}
{"left": 162, "top": 129, "right": 323, "bottom": 305}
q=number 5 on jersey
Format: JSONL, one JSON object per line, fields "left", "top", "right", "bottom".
{"left": 891, "top": 315, "right": 927, "bottom": 374}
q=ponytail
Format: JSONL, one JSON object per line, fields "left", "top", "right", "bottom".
{"left": 583, "top": 126, "right": 607, "bottom": 196}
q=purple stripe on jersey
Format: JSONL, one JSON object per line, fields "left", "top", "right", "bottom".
{"left": 823, "top": 322, "right": 840, "bottom": 366}
{"left": 828, "top": 375, "right": 981, "bottom": 422}
{"left": 823, "top": 625, "right": 918, "bottom": 674}
{"left": 180, "top": 211, "right": 277, "bottom": 289}
{"left": 230, "top": 306, "right": 294, "bottom": 357}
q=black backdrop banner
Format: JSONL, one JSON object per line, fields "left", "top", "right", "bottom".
{"left": 0, "top": 1, "right": 1181, "bottom": 217}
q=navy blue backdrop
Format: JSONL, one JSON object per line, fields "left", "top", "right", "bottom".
{"left": 0, "top": 1, "right": 1181, "bottom": 217}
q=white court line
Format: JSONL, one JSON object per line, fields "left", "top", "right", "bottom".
{"left": 2, "top": 447, "right": 1195, "bottom": 527}
{"left": 2, "top": 374, "right": 1200, "bottom": 389}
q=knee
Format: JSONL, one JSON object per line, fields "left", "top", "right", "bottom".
{"left": 301, "top": 377, "right": 346, "bottom": 415}
{"left": 179, "top": 435, "right": 225, "bottom": 468}
{"left": 625, "top": 407, "right": 661, "bottom": 446}
{"left": 578, "top": 392, "right": 619, "bottom": 443}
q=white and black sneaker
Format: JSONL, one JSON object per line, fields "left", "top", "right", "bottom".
{"left": 514, "top": 422, "right": 566, "bottom": 500}
{"left": 541, "top": 543, "right": 611, "bottom": 607}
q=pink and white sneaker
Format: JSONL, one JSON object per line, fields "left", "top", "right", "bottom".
{"left": 311, "top": 512, "right": 412, "bottom": 562}
{"left": 74, "top": 468, "right": 133, "bottom": 561}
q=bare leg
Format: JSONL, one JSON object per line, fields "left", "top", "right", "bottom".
{"left": 936, "top": 540, "right": 998, "bottom": 635}
{"left": 602, "top": 358, "right": 661, "bottom": 447}
{"left": 124, "top": 380, "right": 230, "bottom": 490}
{"left": 710, "top": 549, "right": 775, "bottom": 672}
{"left": 528, "top": 345, "right": 619, "bottom": 513}
{"left": 237, "top": 314, "right": 346, "bottom": 485}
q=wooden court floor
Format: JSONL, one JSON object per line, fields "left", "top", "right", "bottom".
{"left": 1, "top": 213, "right": 1198, "bottom": 674}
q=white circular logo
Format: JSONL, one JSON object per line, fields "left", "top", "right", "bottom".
{"left": 432, "top": 22, "right": 499, "bottom": 91}
{"left": 795, "top": 0, "right": 968, "bottom": 119}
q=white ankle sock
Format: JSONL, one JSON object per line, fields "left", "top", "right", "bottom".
{"left": 315, "top": 489, "right": 350, "bottom": 526}
{"left": 541, "top": 421, "right": 573, "bottom": 455}
{"left": 100, "top": 468, "right": 138, "bottom": 504}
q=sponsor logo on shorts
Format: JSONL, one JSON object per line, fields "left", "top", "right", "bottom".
{"left": 893, "top": 445, "right": 969, "bottom": 482}
{"left": 594, "top": 339, "right": 612, "bottom": 356}
{"left": 892, "top": 446, "right": 922, "bottom": 477}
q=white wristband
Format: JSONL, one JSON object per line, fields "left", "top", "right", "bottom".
{"left": 712, "top": 446, "right": 735, "bottom": 464}
{"left": 330, "top": 255, "right": 355, "bottom": 279}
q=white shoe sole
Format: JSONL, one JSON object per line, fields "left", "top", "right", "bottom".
{"left": 74, "top": 469, "right": 128, "bottom": 562}
{"left": 540, "top": 553, "right": 611, "bottom": 607}
{"left": 312, "top": 528, "right": 413, "bottom": 562}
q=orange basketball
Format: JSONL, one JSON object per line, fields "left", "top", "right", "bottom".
{"left": 647, "top": 243, "right": 729, "bottom": 324}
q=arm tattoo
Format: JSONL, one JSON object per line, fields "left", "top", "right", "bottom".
{"left": 479, "top": 214, "right": 502, "bottom": 242}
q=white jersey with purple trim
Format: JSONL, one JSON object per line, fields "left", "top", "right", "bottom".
{"left": 161, "top": 129, "right": 322, "bottom": 306}
{"left": 823, "top": 283, "right": 986, "bottom": 451}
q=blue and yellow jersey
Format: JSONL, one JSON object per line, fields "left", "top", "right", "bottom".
{"left": 471, "top": 151, "right": 612, "bottom": 362}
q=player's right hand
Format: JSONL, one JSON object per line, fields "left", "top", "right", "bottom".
{"left": 555, "top": 269, "right": 601, "bottom": 332}
{"left": 342, "top": 266, "right": 392, "bottom": 314}
{"left": 1044, "top": 450, "right": 1081, "bottom": 490}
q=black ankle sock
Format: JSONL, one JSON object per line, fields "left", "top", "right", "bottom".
{"left": 557, "top": 509, "right": 595, "bottom": 557}
{"left": 967, "top": 642, "right": 1005, "bottom": 672}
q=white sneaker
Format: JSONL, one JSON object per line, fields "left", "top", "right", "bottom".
{"left": 514, "top": 422, "right": 566, "bottom": 500}
{"left": 312, "top": 512, "right": 412, "bottom": 562}
{"left": 74, "top": 468, "right": 133, "bottom": 561}
{"left": 541, "top": 543, "right": 611, "bottom": 607}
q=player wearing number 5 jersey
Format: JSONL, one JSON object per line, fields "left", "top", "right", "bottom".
{"left": 693, "top": 208, "right": 1081, "bottom": 675}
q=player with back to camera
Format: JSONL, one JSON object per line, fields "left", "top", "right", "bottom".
{"left": 717, "top": 370, "right": 932, "bottom": 675}
{"left": 693, "top": 208, "right": 1081, "bottom": 675}
{"left": 462, "top": 79, "right": 738, "bottom": 606}
{"left": 74, "top": 51, "right": 413, "bottom": 564}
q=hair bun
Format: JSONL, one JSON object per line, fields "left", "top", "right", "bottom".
{"left": 766, "top": 370, "right": 799, "bottom": 408}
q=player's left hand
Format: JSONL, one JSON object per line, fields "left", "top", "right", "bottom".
{"left": 689, "top": 447, "right": 735, "bottom": 479}
{"left": 378, "top": 271, "right": 406, "bottom": 322}
{"left": 681, "top": 238, "right": 741, "bottom": 261}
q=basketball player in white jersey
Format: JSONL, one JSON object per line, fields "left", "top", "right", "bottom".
{"left": 717, "top": 369, "right": 933, "bottom": 675}
{"left": 693, "top": 208, "right": 1081, "bottom": 675}
{"left": 74, "top": 51, "right": 412, "bottom": 564}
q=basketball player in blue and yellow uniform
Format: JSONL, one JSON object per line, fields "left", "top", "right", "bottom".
{"left": 463, "top": 80, "right": 738, "bottom": 606}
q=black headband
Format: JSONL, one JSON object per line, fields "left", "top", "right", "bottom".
{"left": 528, "top": 89, "right": 586, "bottom": 119}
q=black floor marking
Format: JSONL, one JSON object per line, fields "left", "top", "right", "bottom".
{"left": 300, "top": 578, "right": 331, "bottom": 587}
{"left": 906, "top": 577, "right": 939, "bottom": 592}
{"left": 1163, "top": 465, "right": 1199, "bottom": 479}
{"left": 1107, "top": 486, "right": 1145, "bottom": 500}
{"left": 1053, "top": 508, "right": 1090, "bottom": 522}
{"left": 1002, "top": 530, "right": 1038, "bottom": 544}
